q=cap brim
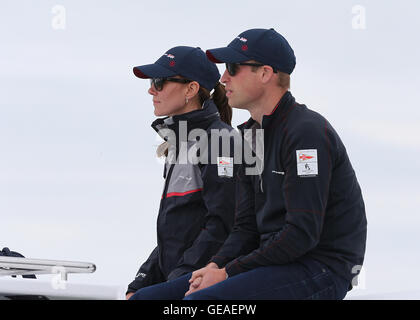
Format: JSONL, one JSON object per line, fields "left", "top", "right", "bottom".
{"left": 133, "top": 63, "right": 176, "bottom": 79}
{"left": 206, "top": 47, "right": 250, "bottom": 63}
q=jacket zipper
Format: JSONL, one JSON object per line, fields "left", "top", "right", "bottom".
{"left": 259, "top": 174, "right": 264, "bottom": 193}
{"left": 157, "top": 163, "right": 175, "bottom": 268}
{"left": 162, "top": 164, "right": 175, "bottom": 199}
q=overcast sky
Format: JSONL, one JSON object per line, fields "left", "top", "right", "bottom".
{"left": 1, "top": 0, "right": 419, "bottom": 297}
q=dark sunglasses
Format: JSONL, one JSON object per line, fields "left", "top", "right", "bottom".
{"left": 225, "top": 62, "right": 278, "bottom": 76}
{"left": 149, "top": 77, "right": 191, "bottom": 91}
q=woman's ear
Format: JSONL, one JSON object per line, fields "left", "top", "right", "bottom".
{"left": 185, "top": 81, "right": 200, "bottom": 100}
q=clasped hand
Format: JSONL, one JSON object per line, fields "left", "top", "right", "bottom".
{"left": 184, "top": 263, "right": 227, "bottom": 296}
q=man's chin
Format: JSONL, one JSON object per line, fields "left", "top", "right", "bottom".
{"left": 227, "top": 98, "right": 237, "bottom": 109}
{"left": 229, "top": 101, "right": 247, "bottom": 110}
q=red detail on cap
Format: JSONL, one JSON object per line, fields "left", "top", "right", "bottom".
{"left": 206, "top": 51, "right": 222, "bottom": 63}
{"left": 133, "top": 67, "right": 149, "bottom": 79}
{"left": 241, "top": 45, "right": 248, "bottom": 51}
{"left": 299, "top": 154, "right": 314, "bottom": 161}
{"left": 169, "top": 61, "right": 176, "bottom": 67}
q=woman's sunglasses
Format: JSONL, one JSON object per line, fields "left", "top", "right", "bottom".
{"left": 150, "top": 77, "right": 191, "bottom": 91}
{"left": 225, "top": 62, "right": 277, "bottom": 76}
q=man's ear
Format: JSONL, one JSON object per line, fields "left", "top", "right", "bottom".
{"left": 185, "top": 81, "right": 200, "bottom": 100}
{"left": 260, "top": 66, "right": 276, "bottom": 84}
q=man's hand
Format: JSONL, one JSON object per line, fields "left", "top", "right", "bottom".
{"left": 126, "top": 292, "right": 135, "bottom": 300}
{"left": 185, "top": 264, "right": 227, "bottom": 296}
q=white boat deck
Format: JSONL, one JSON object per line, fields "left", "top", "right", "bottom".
{"left": 2, "top": 256, "right": 419, "bottom": 300}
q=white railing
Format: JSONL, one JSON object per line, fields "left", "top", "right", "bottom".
{"left": 0, "top": 256, "right": 96, "bottom": 280}
{"left": 0, "top": 256, "right": 125, "bottom": 299}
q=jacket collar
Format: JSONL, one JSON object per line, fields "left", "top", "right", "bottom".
{"left": 237, "top": 91, "right": 295, "bottom": 133}
{"left": 151, "top": 99, "right": 220, "bottom": 141}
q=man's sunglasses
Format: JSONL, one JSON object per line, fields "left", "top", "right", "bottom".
{"left": 150, "top": 77, "right": 192, "bottom": 91}
{"left": 225, "top": 62, "right": 278, "bottom": 76}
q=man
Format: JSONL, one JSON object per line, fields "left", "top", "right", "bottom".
{"left": 130, "top": 28, "right": 367, "bottom": 300}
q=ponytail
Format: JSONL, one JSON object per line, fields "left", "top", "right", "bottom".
{"left": 198, "top": 83, "right": 232, "bottom": 126}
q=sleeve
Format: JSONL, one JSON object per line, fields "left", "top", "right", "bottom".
{"left": 225, "top": 118, "right": 334, "bottom": 277}
{"left": 167, "top": 132, "right": 240, "bottom": 280}
{"left": 209, "top": 163, "right": 260, "bottom": 268}
{"left": 126, "top": 246, "right": 165, "bottom": 294}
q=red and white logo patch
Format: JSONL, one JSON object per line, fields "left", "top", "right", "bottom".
{"left": 164, "top": 53, "right": 176, "bottom": 67}
{"left": 217, "top": 157, "right": 233, "bottom": 178}
{"left": 296, "top": 149, "right": 318, "bottom": 177}
{"left": 299, "top": 154, "right": 314, "bottom": 161}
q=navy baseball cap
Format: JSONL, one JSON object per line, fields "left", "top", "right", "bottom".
{"left": 133, "top": 46, "right": 220, "bottom": 91}
{"left": 206, "top": 28, "right": 296, "bottom": 75}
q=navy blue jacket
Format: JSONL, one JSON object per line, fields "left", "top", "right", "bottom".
{"left": 127, "top": 100, "right": 239, "bottom": 294}
{"left": 210, "top": 92, "right": 367, "bottom": 284}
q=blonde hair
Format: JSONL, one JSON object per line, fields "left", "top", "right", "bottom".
{"left": 250, "top": 63, "right": 290, "bottom": 89}
{"left": 277, "top": 71, "right": 290, "bottom": 89}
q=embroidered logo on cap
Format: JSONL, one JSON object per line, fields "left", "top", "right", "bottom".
{"left": 163, "top": 53, "right": 176, "bottom": 67}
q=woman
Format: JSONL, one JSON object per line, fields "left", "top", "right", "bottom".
{"left": 126, "top": 46, "right": 238, "bottom": 299}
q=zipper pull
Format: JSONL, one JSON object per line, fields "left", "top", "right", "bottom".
{"left": 259, "top": 175, "right": 264, "bottom": 193}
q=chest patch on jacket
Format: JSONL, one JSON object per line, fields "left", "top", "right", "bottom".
{"left": 296, "top": 149, "right": 318, "bottom": 177}
{"left": 217, "top": 157, "right": 233, "bottom": 177}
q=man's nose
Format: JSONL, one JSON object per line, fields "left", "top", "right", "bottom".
{"left": 148, "top": 84, "right": 157, "bottom": 95}
{"left": 220, "top": 69, "right": 230, "bottom": 84}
